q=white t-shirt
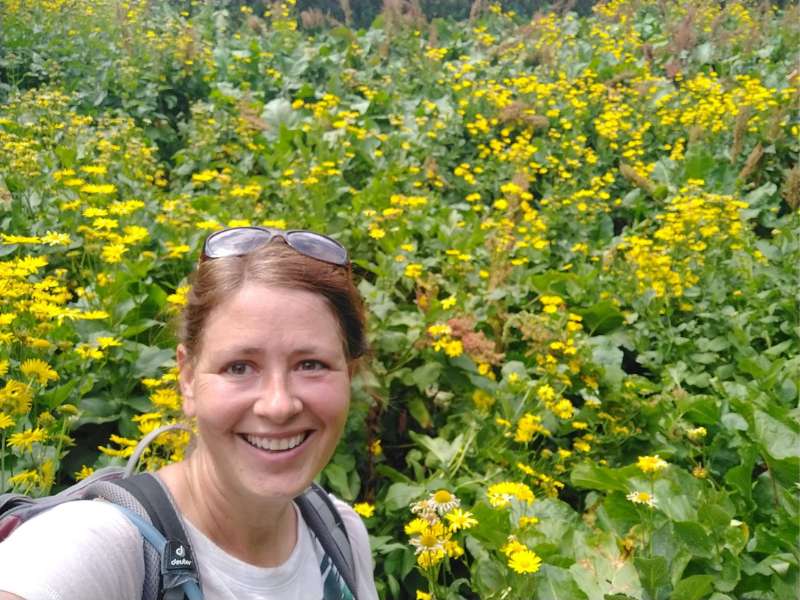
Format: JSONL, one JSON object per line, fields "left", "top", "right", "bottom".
{"left": 0, "top": 497, "right": 378, "bottom": 600}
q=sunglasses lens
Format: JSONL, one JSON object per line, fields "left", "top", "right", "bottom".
{"left": 205, "top": 228, "right": 272, "bottom": 258}
{"left": 287, "top": 231, "right": 348, "bottom": 265}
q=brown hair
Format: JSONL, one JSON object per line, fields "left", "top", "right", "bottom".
{"left": 179, "top": 241, "right": 368, "bottom": 365}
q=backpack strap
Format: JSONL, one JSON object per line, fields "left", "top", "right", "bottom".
{"left": 111, "top": 504, "right": 203, "bottom": 600}
{"left": 296, "top": 483, "right": 358, "bottom": 600}
{"left": 113, "top": 473, "right": 201, "bottom": 600}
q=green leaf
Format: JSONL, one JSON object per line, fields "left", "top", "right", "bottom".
{"left": 577, "top": 301, "right": 624, "bottom": 334}
{"left": 635, "top": 556, "right": 669, "bottom": 600}
{"left": 469, "top": 502, "right": 510, "bottom": 547}
{"left": 468, "top": 536, "right": 506, "bottom": 593}
{"left": 670, "top": 575, "right": 713, "bottom": 600}
{"left": 699, "top": 503, "right": 733, "bottom": 535}
{"left": 409, "top": 431, "right": 463, "bottom": 468}
{"left": 384, "top": 482, "right": 424, "bottom": 511}
{"left": 685, "top": 147, "right": 714, "bottom": 180}
{"left": 260, "top": 98, "right": 296, "bottom": 137}
{"left": 411, "top": 362, "right": 442, "bottom": 391}
{"left": 407, "top": 397, "right": 432, "bottom": 428}
{"left": 121, "top": 318, "right": 160, "bottom": 338}
{"left": 693, "top": 42, "right": 714, "bottom": 64}
{"left": 41, "top": 379, "right": 80, "bottom": 410}
{"left": 601, "top": 492, "right": 641, "bottom": 535}
{"left": 571, "top": 463, "right": 630, "bottom": 493}
{"left": 323, "top": 463, "right": 353, "bottom": 501}
{"left": 673, "top": 521, "right": 714, "bottom": 558}
{"left": 753, "top": 410, "right": 800, "bottom": 460}
{"left": 677, "top": 395, "right": 719, "bottom": 425}
{"left": 536, "top": 565, "right": 589, "bottom": 600}
{"left": 132, "top": 346, "right": 175, "bottom": 378}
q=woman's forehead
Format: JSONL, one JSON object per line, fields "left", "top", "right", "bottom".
{"left": 197, "top": 284, "right": 346, "bottom": 351}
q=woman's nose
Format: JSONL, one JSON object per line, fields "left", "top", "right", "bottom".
{"left": 252, "top": 373, "right": 302, "bottom": 423}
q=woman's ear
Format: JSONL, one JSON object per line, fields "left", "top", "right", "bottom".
{"left": 176, "top": 344, "right": 196, "bottom": 417}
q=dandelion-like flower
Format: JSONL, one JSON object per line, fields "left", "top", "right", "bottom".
{"left": 410, "top": 499, "right": 438, "bottom": 523}
{"left": 687, "top": 427, "right": 707, "bottom": 441}
{"left": 508, "top": 549, "right": 542, "bottom": 574}
{"left": 353, "top": 503, "right": 375, "bottom": 518}
{"left": 636, "top": 455, "right": 668, "bottom": 473}
{"left": 429, "top": 489, "right": 460, "bottom": 515}
{"left": 404, "top": 518, "right": 428, "bottom": 536}
{"left": 409, "top": 523, "right": 447, "bottom": 555}
{"left": 487, "top": 481, "right": 535, "bottom": 508}
{"left": 626, "top": 490, "right": 657, "bottom": 507}
{"left": 7, "top": 427, "right": 47, "bottom": 451}
{"left": 0, "top": 412, "right": 15, "bottom": 429}
{"left": 445, "top": 508, "right": 478, "bottom": 532}
{"left": 20, "top": 358, "right": 59, "bottom": 385}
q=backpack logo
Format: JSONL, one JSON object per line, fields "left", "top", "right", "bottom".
{"left": 163, "top": 540, "right": 194, "bottom": 571}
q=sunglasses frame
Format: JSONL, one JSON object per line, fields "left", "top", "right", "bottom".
{"left": 201, "top": 226, "right": 350, "bottom": 267}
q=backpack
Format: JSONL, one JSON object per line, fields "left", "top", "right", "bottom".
{"left": 0, "top": 423, "right": 358, "bottom": 600}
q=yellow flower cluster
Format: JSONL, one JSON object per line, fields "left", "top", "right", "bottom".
{"left": 407, "top": 490, "right": 476, "bottom": 569}
{"left": 617, "top": 191, "right": 752, "bottom": 300}
{"left": 426, "top": 324, "right": 464, "bottom": 358}
{"left": 487, "top": 481, "right": 535, "bottom": 508}
{"left": 502, "top": 536, "right": 542, "bottom": 574}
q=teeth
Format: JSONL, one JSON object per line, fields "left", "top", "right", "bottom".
{"left": 244, "top": 433, "right": 306, "bottom": 452}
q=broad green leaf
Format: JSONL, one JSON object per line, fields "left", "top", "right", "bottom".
{"left": 670, "top": 575, "right": 713, "bottom": 600}
{"left": 322, "top": 463, "right": 351, "bottom": 500}
{"left": 384, "top": 482, "right": 425, "bottom": 511}
{"left": 409, "top": 431, "right": 464, "bottom": 468}
{"left": 577, "top": 301, "right": 624, "bottom": 334}
{"left": 469, "top": 502, "right": 510, "bottom": 547}
{"left": 570, "top": 530, "right": 642, "bottom": 600}
{"left": 411, "top": 362, "right": 442, "bottom": 391}
{"left": 571, "top": 463, "right": 630, "bottom": 493}
{"left": 41, "top": 379, "right": 80, "bottom": 410}
{"left": 635, "top": 556, "right": 669, "bottom": 600}
{"left": 673, "top": 521, "right": 713, "bottom": 558}
{"left": 536, "top": 565, "right": 589, "bottom": 600}
{"left": 407, "top": 397, "right": 432, "bottom": 428}
{"left": 589, "top": 336, "right": 625, "bottom": 388}
{"left": 753, "top": 410, "right": 800, "bottom": 460}
{"left": 132, "top": 346, "right": 175, "bottom": 378}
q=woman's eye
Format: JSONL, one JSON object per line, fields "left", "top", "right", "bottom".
{"left": 297, "top": 359, "right": 325, "bottom": 371}
{"left": 225, "top": 362, "right": 253, "bottom": 376}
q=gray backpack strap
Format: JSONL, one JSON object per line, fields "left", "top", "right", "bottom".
{"left": 85, "top": 480, "right": 164, "bottom": 600}
{"left": 90, "top": 423, "right": 197, "bottom": 600}
{"left": 295, "top": 484, "right": 358, "bottom": 600}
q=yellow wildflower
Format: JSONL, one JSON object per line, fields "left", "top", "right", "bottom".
{"left": 353, "top": 503, "right": 375, "bottom": 518}
{"left": 508, "top": 549, "right": 542, "bottom": 574}
{"left": 636, "top": 455, "right": 668, "bottom": 473}
{"left": 8, "top": 427, "right": 47, "bottom": 451}
{"left": 20, "top": 359, "right": 59, "bottom": 385}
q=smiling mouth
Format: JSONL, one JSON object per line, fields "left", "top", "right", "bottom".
{"left": 241, "top": 432, "right": 310, "bottom": 453}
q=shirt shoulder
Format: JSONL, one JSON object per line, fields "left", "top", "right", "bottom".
{"left": 328, "top": 495, "right": 379, "bottom": 600}
{"left": 0, "top": 500, "right": 144, "bottom": 600}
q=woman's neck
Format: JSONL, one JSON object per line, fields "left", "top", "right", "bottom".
{"left": 158, "top": 456, "right": 298, "bottom": 567}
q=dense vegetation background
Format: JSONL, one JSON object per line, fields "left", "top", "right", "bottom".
{"left": 0, "top": 1, "right": 798, "bottom": 598}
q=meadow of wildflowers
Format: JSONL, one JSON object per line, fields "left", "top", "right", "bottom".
{"left": 0, "top": 0, "right": 798, "bottom": 598}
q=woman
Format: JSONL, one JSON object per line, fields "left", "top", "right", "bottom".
{"left": 0, "top": 227, "right": 379, "bottom": 600}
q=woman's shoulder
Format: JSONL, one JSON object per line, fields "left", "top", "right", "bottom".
{"left": 7, "top": 498, "right": 138, "bottom": 535}
{"left": 0, "top": 499, "right": 145, "bottom": 599}
{"left": 328, "top": 495, "right": 368, "bottom": 538}
{"left": 327, "top": 494, "right": 380, "bottom": 600}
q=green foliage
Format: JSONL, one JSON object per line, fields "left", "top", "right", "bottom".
{"left": 1, "top": 0, "right": 798, "bottom": 598}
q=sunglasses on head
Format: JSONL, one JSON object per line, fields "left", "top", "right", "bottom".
{"left": 201, "top": 226, "right": 350, "bottom": 266}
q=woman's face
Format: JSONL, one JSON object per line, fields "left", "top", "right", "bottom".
{"left": 177, "top": 283, "right": 351, "bottom": 504}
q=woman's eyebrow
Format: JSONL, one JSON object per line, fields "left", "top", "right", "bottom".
{"left": 219, "top": 345, "right": 264, "bottom": 356}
